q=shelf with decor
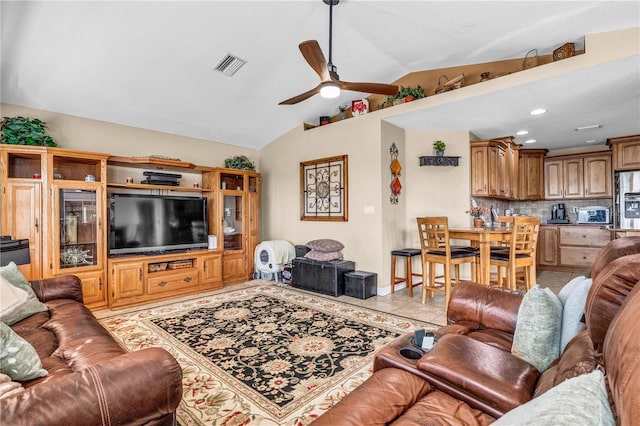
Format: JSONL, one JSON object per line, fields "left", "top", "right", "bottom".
{"left": 107, "top": 182, "right": 213, "bottom": 192}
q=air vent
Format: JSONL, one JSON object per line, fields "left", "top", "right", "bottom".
{"left": 214, "top": 53, "right": 247, "bottom": 77}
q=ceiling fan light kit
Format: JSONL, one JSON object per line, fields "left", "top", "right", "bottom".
{"left": 320, "top": 82, "right": 340, "bottom": 98}
{"left": 279, "top": 0, "right": 397, "bottom": 106}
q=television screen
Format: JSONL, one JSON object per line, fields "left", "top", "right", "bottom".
{"left": 109, "top": 193, "right": 208, "bottom": 255}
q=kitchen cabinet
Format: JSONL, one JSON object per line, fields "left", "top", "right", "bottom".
{"left": 608, "top": 134, "right": 640, "bottom": 171}
{"left": 544, "top": 152, "right": 612, "bottom": 200}
{"left": 559, "top": 226, "right": 611, "bottom": 268}
{"left": 538, "top": 225, "right": 611, "bottom": 271}
{"left": 537, "top": 226, "right": 559, "bottom": 266}
{"left": 519, "top": 149, "right": 547, "bottom": 200}
{"left": 470, "top": 137, "right": 513, "bottom": 199}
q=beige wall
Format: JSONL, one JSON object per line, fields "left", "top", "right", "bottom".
{"left": 0, "top": 104, "right": 258, "bottom": 167}
{"left": 260, "top": 113, "right": 386, "bottom": 278}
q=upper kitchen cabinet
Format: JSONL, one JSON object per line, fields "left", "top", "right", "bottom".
{"left": 471, "top": 137, "right": 545, "bottom": 200}
{"left": 544, "top": 152, "right": 612, "bottom": 200}
{"left": 608, "top": 135, "right": 640, "bottom": 171}
{"left": 470, "top": 136, "right": 515, "bottom": 199}
{"left": 518, "top": 149, "right": 547, "bottom": 200}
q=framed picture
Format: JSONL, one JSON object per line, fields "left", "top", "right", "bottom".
{"left": 300, "top": 155, "right": 348, "bottom": 221}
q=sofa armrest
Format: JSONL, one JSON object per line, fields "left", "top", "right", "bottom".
{"left": 29, "top": 275, "right": 83, "bottom": 304}
{"left": 0, "top": 347, "right": 183, "bottom": 425}
{"left": 311, "top": 368, "right": 432, "bottom": 425}
{"left": 447, "top": 281, "right": 523, "bottom": 335}
{"left": 416, "top": 334, "right": 539, "bottom": 417}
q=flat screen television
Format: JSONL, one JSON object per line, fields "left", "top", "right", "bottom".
{"left": 109, "top": 193, "right": 208, "bottom": 255}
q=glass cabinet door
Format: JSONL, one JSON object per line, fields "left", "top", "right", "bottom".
{"left": 57, "top": 187, "right": 100, "bottom": 270}
{"left": 222, "top": 194, "right": 244, "bottom": 251}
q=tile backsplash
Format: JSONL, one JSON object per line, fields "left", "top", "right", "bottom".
{"left": 474, "top": 198, "right": 613, "bottom": 224}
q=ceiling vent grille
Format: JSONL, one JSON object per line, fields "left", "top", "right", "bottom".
{"left": 214, "top": 53, "right": 247, "bottom": 77}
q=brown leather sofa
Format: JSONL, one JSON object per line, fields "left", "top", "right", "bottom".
{"left": 313, "top": 238, "right": 640, "bottom": 425}
{"left": 0, "top": 275, "right": 183, "bottom": 425}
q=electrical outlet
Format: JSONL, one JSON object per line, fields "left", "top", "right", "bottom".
{"left": 573, "top": 207, "right": 578, "bottom": 213}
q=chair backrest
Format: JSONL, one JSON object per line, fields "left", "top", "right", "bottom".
{"left": 498, "top": 216, "right": 540, "bottom": 258}
{"left": 417, "top": 217, "right": 451, "bottom": 255}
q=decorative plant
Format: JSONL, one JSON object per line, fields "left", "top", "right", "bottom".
{"left": 433, "top": 140, "right": 446, "bottom": 153}
{"left": 391, "top": 85, "right": 427, "bottom": 102}
{"left": 224, "top": 155, "right": 256, "bottom": 171}
{"left": 467, "top": 206, "right": 488, "bottom": 218}
{"left": 1, "top": 116, "right": 57, "bottom": 146}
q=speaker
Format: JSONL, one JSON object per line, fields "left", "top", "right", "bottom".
{"left": 208, "top": 235, "right": 217, "bottom": 250}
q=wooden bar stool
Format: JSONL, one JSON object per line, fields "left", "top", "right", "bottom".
{"left": 390, "top": 248, "right": 423, "bottom": 297}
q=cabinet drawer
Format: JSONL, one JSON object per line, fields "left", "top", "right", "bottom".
{"left": 147, "top": 270, "right": 199, "bottom": 295}
{"left": 559, "top": 227, "right": 611, "bottom": 247}
{"left": 560, "top": 247, "right": 601, "bottom": 267}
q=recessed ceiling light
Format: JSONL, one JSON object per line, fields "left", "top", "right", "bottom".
{"left": 575, "top": 124, "right": 602, "bottom": 131}
{"left": 516, "top": 130, "right": 529, "bottom": 136}
{"left": 524, "top": 139, "right": 537, "bottom": 144}
{"left": 585, "top": 139, "right": 600, "bottom": 144}
{"left": 530, "top": 109, "right": 547, "bottom": 115}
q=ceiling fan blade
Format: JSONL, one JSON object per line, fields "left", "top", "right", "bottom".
{"left": 278, "top": 85, "right": 322, "bottom": 105}
{"left": 339, "top": 81, "right": 399, "bottom": 96}
{"left": 299, "top": 40, "right": 330, "bottom": 81}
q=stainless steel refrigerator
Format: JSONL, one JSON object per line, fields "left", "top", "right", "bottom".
{"left": 615, "top": 170, "right": 640, "bottom": 229}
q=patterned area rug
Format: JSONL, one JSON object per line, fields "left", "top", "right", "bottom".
{"left": 99, "top": 285, "right": 435, "bottom": 425}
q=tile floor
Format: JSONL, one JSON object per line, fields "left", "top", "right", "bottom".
{"left": 95, "top": 270, "right": 582, "bottom": 327}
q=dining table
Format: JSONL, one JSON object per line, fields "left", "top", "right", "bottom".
{"left": 448, "top": 226, "right": 513, "bottom": 286}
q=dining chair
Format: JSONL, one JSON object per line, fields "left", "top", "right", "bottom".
{"left": 490, "top": 216, "right": 540, "bottom": 291}
{"left": 416, "top": 217, "right": 477, "bottom": 307}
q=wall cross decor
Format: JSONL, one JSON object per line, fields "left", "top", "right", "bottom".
{"left": 300, "top": 155, "right": 348, "bottom": 221}
{"left": 390, "top": 142, "right": 402, "bottom": 204}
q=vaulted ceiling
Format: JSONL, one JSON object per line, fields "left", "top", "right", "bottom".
{"left": 2, "top": 1, "right": 639, "bottom": 150}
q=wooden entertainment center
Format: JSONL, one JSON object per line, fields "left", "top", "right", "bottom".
{"left": 0, "top": 145, "right": 260, "bottom": 310}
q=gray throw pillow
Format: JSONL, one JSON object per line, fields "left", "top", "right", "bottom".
{"left": 560, "top": 278, "right": 592, "bottom": 353}
{"left": 0, "top": 262, "right": 47, "bottom": 325}
{"left": 304, "top": 250, "right": 344, "bottom": 261}
{"left": 557, "top": 275, "right": 587, "bottom": 305}
{"left": 305, "top": 239, "right": 344, "bottom": 252}
{"left": 494, "top": 370, "right": 614, "bottom": 425}
{"left": 0, "top": 321, "right": 48, "bottom": 381}
{"left": 512, "top": 285, "right": 563, "bottom": 372}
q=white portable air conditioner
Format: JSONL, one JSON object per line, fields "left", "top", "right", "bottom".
{"left": 254, "top": 240, "right": 295, "bottom": 281}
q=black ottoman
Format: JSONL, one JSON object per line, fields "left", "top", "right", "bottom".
{"left": 345, "top": 271, "right": 377, "bottom": 299}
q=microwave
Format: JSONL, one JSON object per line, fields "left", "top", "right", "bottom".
{"left": 577, "top": 207, "right": 610, "bottom": 224}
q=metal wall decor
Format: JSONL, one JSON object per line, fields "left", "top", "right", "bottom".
{"left": 390, "top": 143, "right": 402, "bottom": 204}
{"left": 300, "top": 155, "right": 348, "bottom": 221}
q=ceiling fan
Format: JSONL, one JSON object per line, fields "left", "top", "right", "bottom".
{"left": 279, "top": 0, "right": 398, "bottom": 105}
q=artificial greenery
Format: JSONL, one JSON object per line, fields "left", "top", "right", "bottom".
{"left": 387, "top": 85, "right": 426, "bottom": 103}
{"left": 433, "top": 140, "right": 446, "bottom": 152}
{"left": 1, "top": 116, "right": 57, "bottom": 146}
{"left": 224, "top": 155, "right": 256, "bottom": 171}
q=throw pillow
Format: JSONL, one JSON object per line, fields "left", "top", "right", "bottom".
{"left": 0, "top": 262, "right": 47, "bottom": 325}
{"left": 512, "top": 285, "right": 563, "bottom": 372}
{"left": 305, "top": 239, "right": 344, "bottom": 253}
{"left": 557, "top": 275, "right": 587, "bottom": 305}
{"left": 0, "top": 321, "right": 48, "bottom": 381}
{"left": 0, "top": 276, "right": 29, "bottom": 321}
{"left": 560, "top": 278, "right": 592, "bottom": 353}
{"left": 0, "top": 373, "right": 23, "bottom": 399}
{"left": 304, "top": 250, "right": 344, "bottom": 261}
{"left": 494, "top": 370, "right": 614, "bottom": 425}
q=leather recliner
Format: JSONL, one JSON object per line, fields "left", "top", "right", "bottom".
{"left": 312, "top": 238, "right": 640, "bottom": 425}
{"left": 1, "top": 275, "right": 183, "bottom": 425}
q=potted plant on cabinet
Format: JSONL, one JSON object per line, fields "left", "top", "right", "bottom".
{"left": 1, "top": 116, "right": 57, "bottom": 146}
{"left": 433, "top": 140, "right": 446, "bottom": 156}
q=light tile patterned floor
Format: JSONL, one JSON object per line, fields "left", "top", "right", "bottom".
{"left": 95, "top": 270, "right": 581, "bottom": 327}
